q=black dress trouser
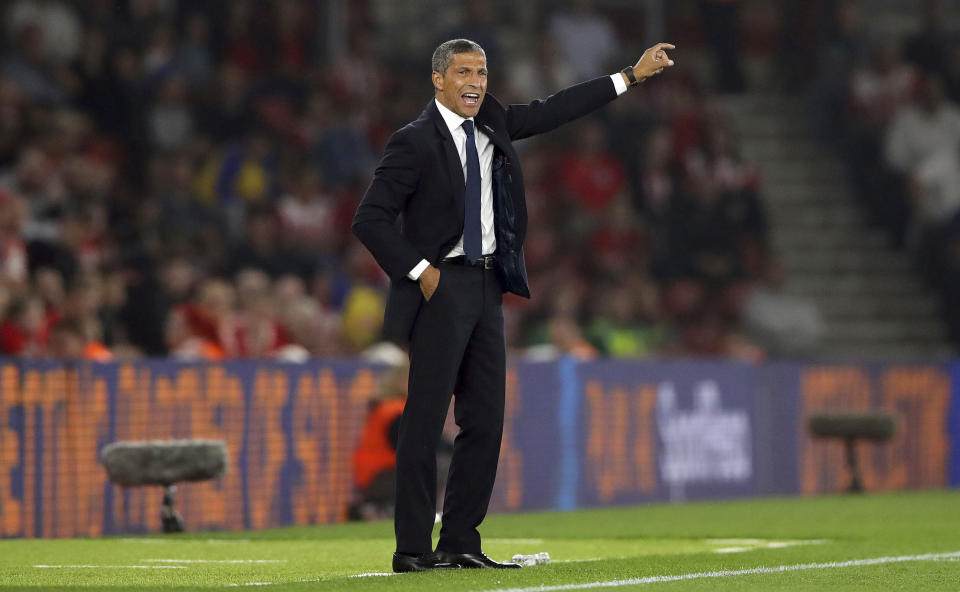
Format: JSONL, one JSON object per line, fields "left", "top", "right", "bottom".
{"left": 394, "top": 260, "right": 505, "bottom": 554}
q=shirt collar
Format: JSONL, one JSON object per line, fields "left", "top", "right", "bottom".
{"left": 435, "top": 98, "right": 473, "bottom": 135}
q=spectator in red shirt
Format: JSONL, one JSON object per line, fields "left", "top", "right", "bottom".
{"left": 0, "top": 295, "right": 49, "bottom": 356}
{"left": 558, "top": 121, "right": 626, "bottom": 213}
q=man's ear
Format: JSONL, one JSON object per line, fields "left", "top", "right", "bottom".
{"left": 432, "top": 71, "right": 443, "bottom": 92}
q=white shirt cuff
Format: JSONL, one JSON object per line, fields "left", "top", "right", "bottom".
{"left": 610, "top": 73, "right": 628, "bottom": 96}
{"left": 407, "top": 259, "right": 430, "bottom": 280}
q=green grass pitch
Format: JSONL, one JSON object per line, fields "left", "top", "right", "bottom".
{"left": 2, "top": 490, "right": 960, "bottom": 590}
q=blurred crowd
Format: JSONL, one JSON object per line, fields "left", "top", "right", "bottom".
{"left": 807, "top": 0, "right": 960, "bottom": 343}
{"left": 0, "top": 0, "right": 775, "bottom": 361}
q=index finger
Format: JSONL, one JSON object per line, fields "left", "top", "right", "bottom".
{"left": 655, "top": 43, "right": 677, "bottom": 50}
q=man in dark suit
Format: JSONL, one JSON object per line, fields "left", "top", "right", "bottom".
{"left": 353, "top": 38, "right": 675, "bottom": 572}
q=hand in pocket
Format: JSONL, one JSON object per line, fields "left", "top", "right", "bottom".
{"left": 419, "top": 266, "right": 440, "bottom": 301}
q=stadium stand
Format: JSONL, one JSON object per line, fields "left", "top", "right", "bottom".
{"left": 0, "top": 0, "right": 790, "bottom": 361}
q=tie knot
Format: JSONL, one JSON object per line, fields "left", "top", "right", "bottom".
{"left": 462, "top": 120, "right": 475, "bottom": 137}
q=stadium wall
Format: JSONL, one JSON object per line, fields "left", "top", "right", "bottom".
{"left": 0, "top": 359, "right": 955, "bottom": 538}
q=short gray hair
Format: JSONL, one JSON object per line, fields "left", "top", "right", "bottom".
{"left": 431, "top": 39, "right": 486, "bottom": 74}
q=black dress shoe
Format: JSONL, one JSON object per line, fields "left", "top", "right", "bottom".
{"left": 392, "top": 552, "right": 460, "bottom": 573}
{"left": 434, "top": 551, "right": 522, "bottom": 569}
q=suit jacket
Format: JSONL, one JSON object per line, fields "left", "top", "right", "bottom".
{"left": 352, "top": 75, "right": 619, "bottom": 343}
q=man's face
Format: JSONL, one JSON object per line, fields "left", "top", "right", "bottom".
{"left": 433, "top": 52, "right": 487, "bottom": 118}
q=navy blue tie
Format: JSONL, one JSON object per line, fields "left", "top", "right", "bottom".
{"left": 462, "top": 120, "right": 482, "bottom": 262}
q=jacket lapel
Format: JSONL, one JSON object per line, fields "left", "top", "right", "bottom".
{"left": 476, "top": 118, "right": 510, "bottom": 154}
{"left": 425, "top": 100, "right": 465, "bottom": 223}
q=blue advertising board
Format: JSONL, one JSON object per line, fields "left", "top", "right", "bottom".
{"left": 0, "top": 358, "right": 956, "bottom": 538}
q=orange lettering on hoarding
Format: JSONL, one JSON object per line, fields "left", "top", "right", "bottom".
{"left": 291, "top": 373, "right": 319, "bottom": 525}
{"left": 800, "top": 365, "right": 949, "bottom": 495}
{"left": 179, "top": 365, "right": 241, "bottom": 531}
{"left": 800, "top": 367, "right": 872, "bottom": 495}
{"left": 55, "top": 369, "right": 75, "bottom": 538}
{"left": 340, "top": 369, "right": 377, "bottom": 521}
{"left": 222, "top": 373, "right": 245, "bottom": 531}
{"left": 40, "top": 368, "right": 68, "bottom": 537}
{"left": 78, "top": 374, "right": 108, "bottom": 537}
{"left": 291, "top": 367, "right": 367, "bottom": 526}
{"left": 585, "top": 380, "right": 657, "bottom": 502}
{"left": 348, "top": 369, "right": 377, "bottom": 404}
{"left": 164, "top": 368, "right": 200, "bottom": 523}
{"left": 174, "top": 369, "right": 199, "bottom": 440}
{"left": 116, "top": 365, "right": 151, "bottom": 442}
{"left": 58, "top": 372, "right": 108, "bottom": 538}
{"left": 317, "top": 368, "right": 341, "bottom": 523}
{"left": 881, "top": 368, "right": 949, "bottom": 490}
{"left": 112, "top": 364, "right": 141, "bottom": 530}
{"left": 247, "top": 370, "right": 287, "bottom": 529}
{"left": 601, "top": 384, "right": 627, "bottom": 501}
{"left": 190, "top": 368, "right": 215, "bottom": 440}
{"left": 152, "top": 375, "right": 175, "bottom": 441}
{"left": 633, "top": 384, "right": 657, "bottom": 493}
{"left": 22, "top": 370, "right": 39, "bottom": 536}
{"left": 0, "top": 364, "right": 22, "bottom": 536}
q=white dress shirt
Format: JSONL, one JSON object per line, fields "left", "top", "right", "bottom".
{"left": 435, "top": 98, "right": 498, "bottom": 260}
{"left": 408, "top": 74, "right": 628, "bottom": 280}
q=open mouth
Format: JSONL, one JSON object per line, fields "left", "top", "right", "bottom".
{"left": 462, "top": 93, "right": 480, "bottom": 106}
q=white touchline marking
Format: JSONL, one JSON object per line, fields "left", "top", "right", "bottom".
{"left": 710, "top": 539, "right": 828, "bottom": 553}
{"left": 117, "top": 538, "right": 251, "bottom": 544}
{"left": 230, "top": 578, "right": 324, "bottom": 587}
{"left": 554, "top": 558, "right": 606, "bottom": 563}
{"left": 143, "top": 559, "right": 286, "bottom": 564}
{"left": 232, "top": 574, "right": 398, "bottom": 586}
{"left": 704, "top": 538, "right": 766, "bottom": 545}
{"left": 479, "top": 551, "right": 960, "bottom": 592}
{"left": 34, "top": 565, "right": 187, "bottom": 569}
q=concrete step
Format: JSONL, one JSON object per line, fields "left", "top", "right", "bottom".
{"left": 779, "top": 250, "right": 911, "bottom": 274}
{"left": 817, "top": 296, "right": 940, "bottom": 320}
{"left": 742, "top": 142, "right": 824, "bottom": 163}
{"left": 770, "top": 224, "right": 860, "bottom": 238}
{"left": 783, "top": 273, "right": 926, "bottom": 297}
{"left": 728, "top": 91, "right": 954, "bottom": 356}
{"left": 761, "top": 162, "right": 847, "bottom": 185}
{"left": 772, "top": 247, "right": 894, "bottom": 263}
{"left": 772, "top": 228, "right": 888, "bottom": 251}
{"left": 825, "top": 319, "right": 948, "bottom": 342}
{"left": 761, "top": 184, "right": 852, "bottom": 205}
{"left": 767, "top": 206, "right": 863, "bottom": 228}
{"left": 751, "top": 155, "right": 837, "bottom": 168}
{"left": 769, "top": 224, "right": 861, "bottom": 237}
{"left": 769, "top": 200, "right": 860, "bottom": 220}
